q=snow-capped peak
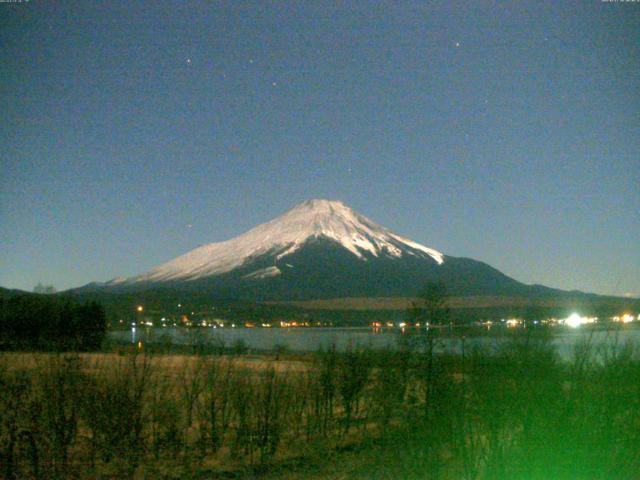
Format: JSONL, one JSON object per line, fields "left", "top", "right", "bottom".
{"left": 124, "top": 199, "right": 444, "bottom": 283}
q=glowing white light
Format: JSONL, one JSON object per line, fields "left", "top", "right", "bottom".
{"left": 565, "top": 313, "right": 583, "bottom": 328}
{"left": 560, "top": 313, "right": 596, "bottom": 328}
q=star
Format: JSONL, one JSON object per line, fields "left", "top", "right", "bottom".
{"left": 455, "top": 41, "right": 460, "bottom": 48}
{"left": 272, "top": 82, "right": 277, "bottom": 87}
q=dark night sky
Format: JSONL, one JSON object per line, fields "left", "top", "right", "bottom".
{"left": 1, "top": 1, "right": 638, "bottom": 296}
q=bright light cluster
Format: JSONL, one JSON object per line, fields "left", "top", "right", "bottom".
{"left": 612, "top": 314, "right": 636, "bottom": 324}
{"left": 563, "top": 313, "right": 597, "bottom": 328}
{"left": 506, "top": 318, "right": 522, "bottom": 328}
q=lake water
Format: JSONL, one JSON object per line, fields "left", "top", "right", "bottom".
{"left": 109, "top": 325, "right": 640, "bottom": 360}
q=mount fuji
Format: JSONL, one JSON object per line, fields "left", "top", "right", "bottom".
{"left": 79, "top": 199, "right": 564, "bottom": 302}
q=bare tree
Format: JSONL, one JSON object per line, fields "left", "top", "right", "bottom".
{"left": 33, "top": 283, "right": 56, "bottom": 294}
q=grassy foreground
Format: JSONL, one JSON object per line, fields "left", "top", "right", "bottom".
{"left": 1, "top": 329, "right": 639, "bottom": 479}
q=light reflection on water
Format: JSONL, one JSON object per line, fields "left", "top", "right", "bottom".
{"left": 108, "top": 326, "right": 640, "bottom": 359}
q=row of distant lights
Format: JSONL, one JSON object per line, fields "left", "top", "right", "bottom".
{"left": 132, "top": 319, "right": 238, "bottom": 328}
{"left": 134, "top": 305, "right": 637, "bottom": 330}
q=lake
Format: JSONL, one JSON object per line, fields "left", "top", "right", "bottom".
{"left": 109, "top": 324, "right": 640, "bottom": 359}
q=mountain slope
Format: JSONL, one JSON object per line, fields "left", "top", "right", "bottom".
{"left": 76, "top": 199, "right": 592, "bottom": 302}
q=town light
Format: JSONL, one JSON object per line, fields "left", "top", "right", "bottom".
{"left": 565, "top": 313, "right": 583, "bottom": 328}
{"left": 136, "top": 305, "right": 143, "bottom": 312}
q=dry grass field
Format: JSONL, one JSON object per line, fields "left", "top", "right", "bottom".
{"left": 2, "top": 330, "right": 640, "bottom": 479}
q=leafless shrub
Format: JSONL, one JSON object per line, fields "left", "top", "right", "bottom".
{"left": 226, "top": 362, "right": 297, "bottom": 464}
{"left": 336, "top": 345, "right": 372, "bottom": 435}
{"left": 286, "top": 368, "right": 311, "bottom": 439}
{"left": 79, "top": 351, "right": 154, "bottom": 478}
{"left": 370, "top": 347, "right": 410, "bottom": 434}
{"left": 196, "top": 357, "right": 236, "bottom": 455}
{"left": 229, "top": 366, "right": 254, "bottom": 459}
{"left": 148, "top": 370, "right": 183, "bottom": 460}
{"left": 33, "top": 353, "right": 85, "bottom": 478}
{"left": 252, "top": 365, "right": 294, "bottom": 463}
{"left": 231, "top": 338, "right": 249, "bottom": 355}
{"left": 305, "top": 345, "right": 338, "bottom": 440}
{"left": 179, "top": 357, "right": 206, "bottom": 428}
{"left": 0, "top": 366, "right": 33, "bottom": 479}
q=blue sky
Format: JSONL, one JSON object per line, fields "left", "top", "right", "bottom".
{"left": 1, "top": 1, "right": 638, "bottom": 296}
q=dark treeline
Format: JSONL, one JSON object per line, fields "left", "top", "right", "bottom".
{"left": 0, "top": 294, "right": 107, "bottom": 351}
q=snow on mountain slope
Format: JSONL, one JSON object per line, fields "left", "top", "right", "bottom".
{"left": 243, "top": 266, "right": 282, "bottom": 280}
{"left": 125, "top": 199, "right": 444, "bottom": 283}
